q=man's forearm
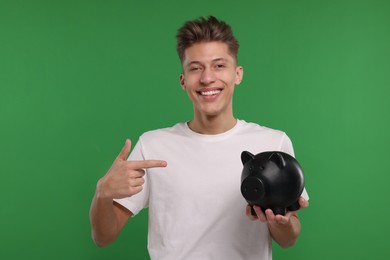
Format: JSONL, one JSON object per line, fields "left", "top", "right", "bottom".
{"left": 89, "top": 190, "right": 121, "bottom": 247}
{"left": 268, "top": 214, "right": 301, "bottom": 248}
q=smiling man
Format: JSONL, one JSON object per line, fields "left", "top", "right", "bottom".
{"left": 90, "top": 16, "right": 309, "bottom": 260}
{"left": 179, "top": 41, "right": 242, "bottom": 134}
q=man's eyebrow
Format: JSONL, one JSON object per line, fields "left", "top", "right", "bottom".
{"left": 185, "top": 61, "right": 202, "bottom": 67}
{"left": 185, "top": 58, "right": 228, "bottom": 67}
{"left": 212, "top": 58, "right": 228, "bottom": 63}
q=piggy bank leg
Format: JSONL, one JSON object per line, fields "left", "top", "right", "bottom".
{"left": 287, "top": 200, "right": 301, "bottom": 212}
{"left": 272, "top": 207, "right": 286, "bottom": 216}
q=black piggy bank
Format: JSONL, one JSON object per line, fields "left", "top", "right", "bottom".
{"left": 240, "top": 151, "right": 304, "bottom": 216}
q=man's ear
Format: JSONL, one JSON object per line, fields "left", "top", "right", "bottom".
{"left": 179, "top": 73, "right": 186, "bottom": 90}
{"left": 235, "top": 66, "right": 243, "bottom": 85}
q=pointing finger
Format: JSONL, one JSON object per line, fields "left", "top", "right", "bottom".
{"left": 130, "top": 160, "right": 168, "bottom": 169}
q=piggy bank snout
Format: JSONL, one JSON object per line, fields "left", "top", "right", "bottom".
{"left": 240, "top": 176, "right": 265, "bottom": 202}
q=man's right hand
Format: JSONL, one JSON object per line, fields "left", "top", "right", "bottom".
{"left": 96, "top": 139, "right": 167, "bottom": 200}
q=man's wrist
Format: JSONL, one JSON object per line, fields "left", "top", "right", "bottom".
{"left": 95, "top": 178, "right": 112, "bottom": 200}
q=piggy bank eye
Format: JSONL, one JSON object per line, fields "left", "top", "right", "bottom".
{"left": 259, "top": 165, "right": 265, "bottom": 171}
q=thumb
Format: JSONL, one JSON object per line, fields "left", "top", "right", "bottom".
{"left": 117, "top": 139, "right": 132, "bottom": 161}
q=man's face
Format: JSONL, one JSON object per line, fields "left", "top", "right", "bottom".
{"left": 180, "top": 41, "right": 243, "bottom": 118}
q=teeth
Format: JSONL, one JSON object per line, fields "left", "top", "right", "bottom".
{"left": 200, "top": 90, "right": 221, "bottom": 96}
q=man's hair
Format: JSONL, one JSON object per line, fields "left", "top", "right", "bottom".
{"left": 176, "top": 16, "right": 240, "bottom": 63}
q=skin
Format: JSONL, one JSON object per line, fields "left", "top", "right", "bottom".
{"left": 179, "top": 41, "right": 243, "bottom": 134}
{"left": 90, "top": 41, "right": 308, "bottom": 249}
{"left": 246, "top": 198, "right": 309, "bottom": 248}
{"left": 89, "top": 139, "right": 166, "bottom": 247}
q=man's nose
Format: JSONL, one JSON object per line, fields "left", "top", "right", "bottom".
{"left": 200, "top": 67, "right": 216, "bottom": 85}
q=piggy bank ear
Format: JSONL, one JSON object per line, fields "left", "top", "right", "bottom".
{"left": 269, "top": 152, "right": 286, "bottom": 168}
{"left": 241, "top": 151, "right": 255, "bottom": 165}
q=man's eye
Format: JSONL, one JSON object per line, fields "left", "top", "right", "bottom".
{"left": 190, "top": 67, "right": 201, "bottom": 71}
{"left": 216, "top": 64, "right": 226, "bottom": 69}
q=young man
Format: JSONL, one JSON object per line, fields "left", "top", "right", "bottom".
{"left": 90, "top": 16, "right": 309, "bottom": 259}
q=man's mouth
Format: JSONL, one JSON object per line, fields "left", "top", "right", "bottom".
{"left": 198, "top": 89, "right": 222, "bottom": 96}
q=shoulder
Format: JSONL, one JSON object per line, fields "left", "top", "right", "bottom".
{"left": 139, "top": 122, "right": 187, "bottom": 142}
{"left": 237, "top": 119, "right": 294, "bottom": 155}
{"left": 134, "top": 123, "right": 189, "bottom": 158}
{"left": 237, "top": 120, "right": 288, "bottom": 139}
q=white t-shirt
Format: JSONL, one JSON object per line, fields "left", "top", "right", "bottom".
{"left": 115, "top": 120, "right": 309, "bottom": 260}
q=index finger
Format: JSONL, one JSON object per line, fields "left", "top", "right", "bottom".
{"left": 130, "top": 160, "right": 167, "bottom": 169}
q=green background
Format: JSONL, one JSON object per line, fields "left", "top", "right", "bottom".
{"left": 1, "top": 0, "right": 389, "bottom": 259}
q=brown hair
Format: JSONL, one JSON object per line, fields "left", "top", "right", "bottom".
{"left": 176, "top": 16, "right": 240, "bottom": 63}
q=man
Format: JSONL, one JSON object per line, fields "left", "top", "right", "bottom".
{"left": 90, "top": 16, "right": 309, "bottom": 259}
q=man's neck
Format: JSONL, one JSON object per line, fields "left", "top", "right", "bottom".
{"left": 188, "top": 114, "right": 237, "bottom": 135}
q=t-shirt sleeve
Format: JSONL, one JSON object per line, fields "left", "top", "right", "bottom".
{"left": 113, "top": 139, "right": 150, "bottom": 216}
{"left": 280, "top": 133, "right": 309, "bottom": 201}
{"left": 280, "top": 132, "right": 295, "bottom": 157}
